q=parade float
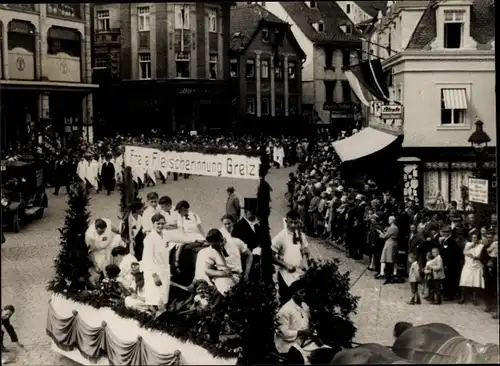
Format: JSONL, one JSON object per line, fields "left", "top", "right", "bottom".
{"left": 46, "top": 142, "right": 358, "bottom": 365}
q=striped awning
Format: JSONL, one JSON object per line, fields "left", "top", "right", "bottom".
{"left": 442, "top": 88, "right": 468, "bottom": 109}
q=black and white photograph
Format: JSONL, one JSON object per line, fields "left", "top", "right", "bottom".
{"left": 0, "top": 1, "right": 498, "bottom": 365}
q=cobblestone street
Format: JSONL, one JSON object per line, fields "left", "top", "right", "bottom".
{"left": 1, "top": 167, "right": 498, "bottom": 365}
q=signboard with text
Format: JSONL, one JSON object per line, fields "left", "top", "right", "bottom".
{"left": 124, "top": 145, "right": 260, "bottom": 180}
{"left": 468, "top": 177, "right": 489, "bottom": 204}
{"left": 381, "top": 104, "right": 404, "bottom": 119}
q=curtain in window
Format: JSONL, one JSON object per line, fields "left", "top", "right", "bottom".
{"left": 424, "top": 170, "right": 449, "bottom": 211}
{"left": 450, "top": 170, "right": 474, "bottom": 210}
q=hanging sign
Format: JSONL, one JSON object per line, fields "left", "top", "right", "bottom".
{"left": 468, "top": 177, "right": 489, "bottom": 204}
{"left": 381, "top": 104, "right": 404, "bottom": 119}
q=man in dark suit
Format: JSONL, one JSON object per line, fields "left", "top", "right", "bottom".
{"left": 232, "top": 197, "right": 260, "bottom": 257}
{"left": 225, "top": 186, "right": 241, "bottom": 222}
{"left": 408, "top": 224, "right": 425, "bottom": 255}
{"left": 439, "top": 226, "right": 463, "bottom": 301}
{"left": 100, "top": 153, "right": 116, "bottom": 195}
{"left": 53, "top": 153, "right": 71, "bottom": 196}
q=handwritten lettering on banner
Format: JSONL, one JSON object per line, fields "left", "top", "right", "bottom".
{"left": 124, "top": 146, "right": 260, "bottom": 180}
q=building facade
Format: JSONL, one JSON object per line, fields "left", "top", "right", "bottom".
{"left": 92, "top": 2, "right": 232, "bottom": 135}
{"left": 229, "top": 3, "right": 305, "bottom": 134}
{"left": 257, "top": 1, "right": 363, "bottom": 133}
{"left": 373, "top": 0, "right": 496, "bottom": 211}
{"left": 0, "top": 3, "right": 96, "bottom": 149}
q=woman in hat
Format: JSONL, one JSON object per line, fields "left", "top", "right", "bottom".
{"left": 376, "top": 215, "right": 399, "bottom": 284}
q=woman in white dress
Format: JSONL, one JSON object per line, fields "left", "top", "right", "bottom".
{"left": 85, "top": 218, "right": 120, "bottom": 275}
{"left": 458, "top": 233, "right": 484, "bottom": 305}
{"left": 141, "top": 213, "right": 172, "bottom": 311}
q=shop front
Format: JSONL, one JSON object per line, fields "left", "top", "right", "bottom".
{"left": 109, "top": 80, "right": 230, "bottom": 135}
{"left": 398, "top": 147, "right": 496, "bottom": 216}
{"left": 0, "top": 83, "right": 96, "bottom": 152}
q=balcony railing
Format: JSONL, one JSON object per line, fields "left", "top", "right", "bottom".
{"left": 3, "top": 4, "right": 36, "bottom": 12}
{"left": 95, "top": 28, "right": 121, "bottom": 34}
{"left": 47, "top": 4, "right": 82, "bottom": 19}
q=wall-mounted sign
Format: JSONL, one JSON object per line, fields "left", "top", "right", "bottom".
{"left": 16, "top": 57, "right": 25, "bottom": 71}
{"left": 370, "top": 101, "right": 382, "bottom": 117}
{"left": 60, "top": 61, "right": 69, "bottom": 74}
{"left": 468, "top": 177, "right": 489, "bottom": 204}
{"left": 381, "top": 104, "right": 404, "bottom": 119}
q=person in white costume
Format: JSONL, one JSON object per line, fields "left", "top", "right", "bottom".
{"left": 273, "top": 142, "right": 285, "bottom": 168}
{"left": 159, "top": 196, "right": 178, "bottom": 230}
{"left": 76, "top": 155, "right": 88, "bottom": 184}
{"left": 85, "top": 218, "right": 121, "bottom": 274}
{"left": 275, "top": 280, "right": 332, "bottom": 365}
{"left": 141, "top": 213, "right": 194, "bottom": 311}
{"left": 142, "top": 192, "right": 161, "bottom": 234}
{"left": 175, "top": 200, "right": 205, "bottom": 239}
{"left": 272, "top": 210, "right": 310, "bottom": 305}
{"left": 88, "top": 154, "right": 101, "bottom": 192}
{"left": 194, "top": 229, "right": 252, "bottom": 296}
{"left": 111, "top": 246, "right": 138, "bottom": 289}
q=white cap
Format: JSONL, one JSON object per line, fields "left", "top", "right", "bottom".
{"left": 337, "top": 185, "right": 344, "bottom": 192}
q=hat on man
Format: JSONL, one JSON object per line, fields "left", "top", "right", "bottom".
{"left": 227, "top": 186, "right": 235, "bottom": 194}
{"left": 355, "top": 193, "right": 364, "bottom": 201}
{"left": 336, "top": 185, "right": 344, "bottom": 192}
{"left": 440, "top": 225, "right": 452, "bottom": 233}
{"left": 243, "top": 198, "right": 258, "bottom": 213}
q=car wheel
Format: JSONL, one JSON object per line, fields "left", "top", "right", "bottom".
{"left": 35, "top": 208, "right": 45, "bottom": 219}
{"left": 12, "top": 211, "right": 20, "bottom": 233}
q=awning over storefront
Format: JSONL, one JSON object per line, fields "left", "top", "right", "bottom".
{"left": 333, "top": 127, "right": 398, "bottom": 162}
{"left": 442, "top": 88, "right": 467, "bottom": 109}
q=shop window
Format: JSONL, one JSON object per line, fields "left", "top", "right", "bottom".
{"left": 261, "top": 97, "right": 270, "bottom": 115}
{"left": 289, "top": 96, "right": 298, "bottom": 115}
{"left": 209, "top": 53, "right": 217, "bottom": 79}
{"left": 47, "top": 26, "right": 81, "bottom": 57}
{"left": 276, "top": 98, "right": 283, "bottom": 115}
{"left": 423, "top": 169, "right": 450, "bottom": 211}
{"left": 246, "top": 59, "right": 255, "bottom": 79}
{"left": 288, "top": 62, "right": 296, "bottom": 80}
{"left": 275, "top": 60, "right": 283, "bottom": 80}
{"left": 230, "top": 58, "right": 238, "bottom": 77}
{"left": 175, "top": 51, "right": 190, "bottom": 78}
{"left": 7, "top": 20, "right": 35, "bottom": 53}
{"left": 450, "top": 169, "right": 474, "bottom": 210}
{"left": 139, "top": 53, "right": 151, "bottom": 79}
{"left": 261, "top": 59, "right": 269, "bottom": 79}
{"left": 247, "top": 98, "right": 255, "bottom": 115}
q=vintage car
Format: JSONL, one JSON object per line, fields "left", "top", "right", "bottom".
{"left": 1, "top": 158, "right": 48, "bottom": 232}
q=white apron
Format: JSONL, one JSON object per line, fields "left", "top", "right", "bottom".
{"left": 87, "top": 160, "right": 99, "bottom": 188}
{"left": 76, "top": 160, "right": 87, "bottom": 182}
{"left": 85, "top": 218, "right": 115, "bottom": 273}
{"left": 141, "top": 230, "right": 172, "bottom": 307}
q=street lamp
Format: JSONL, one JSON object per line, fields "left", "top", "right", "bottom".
{"left": 467, "top": 119, "right": 491, "bottom": 230}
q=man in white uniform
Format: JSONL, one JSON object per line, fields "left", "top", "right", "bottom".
{"left": 275, "top": 280, "right": 333, "bottom": 364}
{"left": 194, "top": 229, "right": 252, "bottom": 296}
{"left": 85, "top": 218, "right": 121, "bottom": 275}
{"left": 272, "top": 210, "right": 310, "bottom": 305}
{"left": 142, "top": 192, "right": 161, "bottom": 234}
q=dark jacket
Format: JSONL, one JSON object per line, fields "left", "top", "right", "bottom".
{"left": 2, "top": 317, "right": 19, "bottom": 343}
{"left": 440, "top": 236, "right": 463, "bottom": 273}
{"left": 408, "top": 231, "right": 425, "bottom": 254}
{"left": 101, "top": 161, "right": 116, "bottom": 181}
{"left": 232, "top": 218, "right": 260, "bottom": 251}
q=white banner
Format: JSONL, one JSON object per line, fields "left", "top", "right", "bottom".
{"left": 124, "top": 145, "right": 261, "bottom": 180}
{"left": 468, "top": 177, "right": 489, "bottom": 204}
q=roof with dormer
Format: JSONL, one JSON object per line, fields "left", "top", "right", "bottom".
{"left": 278, "top": 1, "right": 362, "bottom": 44}
{"left": 355, "top": 1, "right": 389, "bottom": 18}
{"left": 230, "top": 3, "right": 285, "bottom": 50}
{"left": 407, "top": 0, "right": 495, "bottom": 49}
{"left": 230, "top": 3, "right": 305, "bottom": 58}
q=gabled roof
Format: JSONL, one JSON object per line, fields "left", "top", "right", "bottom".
{"left": 407, "top": 0, "right": 495, "bottom": 49}
{"left": 392, "top": 0, "right": 430, "bottom": 13}
{"left": 279, "top": 1, "right": 362, "bottom": 44}
{"left": 355, "top": 1, "right": 388, "bottom": 18}
{"left": 230, "top": 3, "right": 306, "bottom": 58}
{"left": 230, "top": 3, "right": 285, "bottom": 51}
